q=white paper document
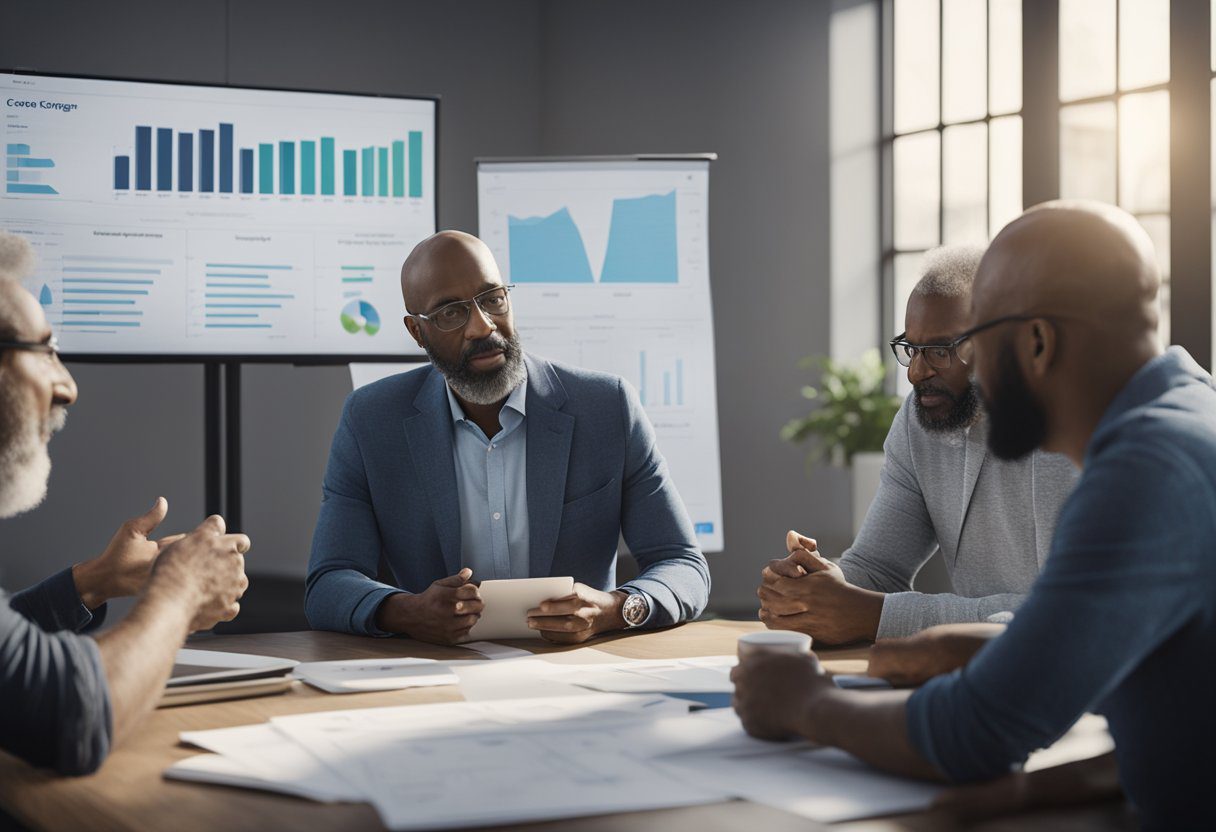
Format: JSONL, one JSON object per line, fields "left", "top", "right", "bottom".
{"left": 175, "top": 723, "right": 361, "bottom": 802}
{"left": 450, "top": 658, "right": 596, "bottom": 702}
{"left": 458, "top": 641, "right": 535, "bottom": 660}
{"left": 463, "top": 576, "right": 574, "bottom": 641}
{"left": 292, "top": 657, "right": 458, "bottom": 694}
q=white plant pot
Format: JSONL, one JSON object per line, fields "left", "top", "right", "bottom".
{"left": 850, "top": 451, "right": 885, "bottom": 537}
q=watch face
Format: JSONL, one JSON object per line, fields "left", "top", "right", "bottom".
{"left": 623, "top": 593, "right": 648, "bottom": 626}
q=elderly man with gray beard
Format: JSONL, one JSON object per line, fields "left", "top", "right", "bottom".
{"left": 758, "top": 246, "right": 1078, "bottom": 652}
{"left": 0, "top": 232, "right": 250, "bottom": 775}
{"left": 306, "top": 231, "right": 710, "bottom": 645}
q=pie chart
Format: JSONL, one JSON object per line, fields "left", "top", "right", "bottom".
{"left": 340, "top": 299, "right": 381, "bottom": 335}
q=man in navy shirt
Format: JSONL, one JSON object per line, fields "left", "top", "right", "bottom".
{"left": 732, "top": 201, "right": 1215, "bottom": 829}
{"left": 0, "top": 232, "right": 251, "bottom": 774}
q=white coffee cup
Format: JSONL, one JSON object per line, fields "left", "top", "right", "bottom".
{"left": 737, "top": 630, "right": 813, "bottom": 659}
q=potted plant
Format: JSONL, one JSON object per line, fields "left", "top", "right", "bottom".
{"left": 780, "top": 349, "right": 902, "bottom": 536}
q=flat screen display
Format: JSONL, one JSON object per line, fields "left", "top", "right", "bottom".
{"left": 0, "top": 71, "right": 434, "bottom": 360}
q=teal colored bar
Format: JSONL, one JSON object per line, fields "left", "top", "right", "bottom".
{"left": 342, "top": 277, "right": 373, "bottom": 283}
{"left": 377, "top": 147, "right": 388, "bottom": 196}
{"left": 300, "top": 141, "right": 316, "bottom": 195}
{"left": 408, "top": 131, "right": 422, "bottom": 197}
{"left": 341, "top": 265, "right": 374, "bottom": 270}
{"left": 361, "top": 147, "right": 374, "bottom": 196}
{"left": 8, "top": 157, "right": 54, "bottom": 168}
{"left": 391, "top": 140, "right": 405, "bottom": 197}
{"left": 279, "top": 141, "right": 295, "bottom": 195}
{"left": 320, "top": 138, "right": 335, "bottom": 195}
{"left": 6, "top": 183, "right": 58, "bottom": 194}
{"left": 7, "top": 144, "right": 31, "bottom": 154}
{"left": 258, "top": 143, "right": 273, "bottom": 194}
{"left": 343, "top": 150, "right": 356, "bottom": 195}
{"left": 63, "top": 299, "right": 135, "bottom": 305}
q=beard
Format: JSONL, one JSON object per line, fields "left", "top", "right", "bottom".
{"left": 981, "top": 339, "right": 1048, "bottom": 461}
{"left": 0, "top": 382, "right": 67, "bottom": 519}
{"left": 422, "top": 330, "right": 526, "bottom": 406}
{"left": 913, "top": 380, "right": 981, "bottom": 433}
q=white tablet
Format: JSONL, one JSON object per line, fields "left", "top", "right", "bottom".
{"left": 463, "top": 576, "right": 575, "bottom": 641}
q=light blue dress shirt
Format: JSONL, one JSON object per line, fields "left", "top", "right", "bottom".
{"left": 446, "top": 378, "right": 530, "bottom": 580}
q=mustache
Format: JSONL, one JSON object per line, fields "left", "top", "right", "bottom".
{"left": 462, "top": 333, "right": 509, "bottom": 362}
{"left": 47, "top": 406, "right": 68, "bottom": 434}
{"left": 914, "top": 382, "right": 956, "bottom": 402}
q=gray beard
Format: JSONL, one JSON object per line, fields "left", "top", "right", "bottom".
{"left": 423, "top": 332, "right": 527, "bottom": 406}
{"left": 0, "top": 385, "right": 64, "bottom": 519}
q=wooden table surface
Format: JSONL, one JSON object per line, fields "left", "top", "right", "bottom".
{"left": 0, "top": 620, "right": 1132, "bottom": 832}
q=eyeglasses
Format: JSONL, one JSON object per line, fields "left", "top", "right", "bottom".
{"left": 952, "top": 314, "right": 1057, "bottom": 365}
{"left": 409, "top": 285, "right": 515, "bottom": 333}
{"left": 889, "top": 335, "right": 967, "bottom": 370}
{"left": 0, "top": 334, "right": 61, "bottom": 362}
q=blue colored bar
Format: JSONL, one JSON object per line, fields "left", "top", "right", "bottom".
{"left": 258, "top": 144, "right": 273, "bottom": 194}
{"left": 63, "top": 289, "right": 150, "bottom": 295}
{"left": 178, "top": 133, "right": 193, "bottom": 192}
{"left": 343, "top": 150, "right": 356, "bottom": 195}
{"left": 205, "top": 324, "right": 273, "bottom": 329}
{"left": 63, "top": 279, "right": 154, "bottom": 284}
{"left": 156, "top": 128, "right": 172, "bottom": 191}
{"left": 63, "top": 310, "right": 142, "bottom": 316}
{"left": 63, "top": 255, "right": 173, "bottom": 264}
{"left": 113, "top": 156, "right": 130, "bottom": 190}
{"left": 205, "top": 293, "right": 294, "bottom": 299}
{"left": 135, "top": 126, "right": 152, "bottom": 190}
{"left": 206, "top": 283, "right": 271, "bottom": 289}
{"left": 6, "top": 183, "right": 58, "bottom": 194}
{"left": 300, "top": 141, "right": 316, "bottom": 195}
{"left": 206, "top": 313, "right": 259, "bottom": 318}
{"left": 62, "top": 301, "right": 135, "bottom": 308}
{"left": 320, "top": 138, "right": 335, "bottom": 195}
{"left": 361, "top": 147, "right": 374, "bottom": 196}
{"left": 6, "top": 144, "right": 30, "bottom": 154}
{"left": 61, "top": 320, "right": 141, "bottom": 327}
{"left": 219, "top": 123, "right": 234, "bottom": 192}
{"left": 6, "top": 171, "right": 20, "bottom": 181}
{"left": 279, "top": 141, "right": 295, "bottom": 195}
{"left": 8, "top": 157, "right": 53, "bottom": 168}
{"left": 205, "top": 273, "right": 269, "bottom": 279}
{"left": 409, "top": 131, "right": 422, "bottom": 197}
{"left": 63, "top": 267, "right": 159, "bottom": 274}
{"left": 205, "top": 263, "right": 292, "bottom": 269}
{"left": 239, "top": 149, "right": 254, "bottom": 193}
{"left": 199, "top": 129, "right": 215, "bottom": 192}
{"left": 205, "top": 303, "right": 282, "bottom": 308}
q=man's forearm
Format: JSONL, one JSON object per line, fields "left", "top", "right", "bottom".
{"left": 800, "top": 688, "right": 944, "bottom": 781}
{"left": 95, "top": 587, "right": 193, "bottom": 743}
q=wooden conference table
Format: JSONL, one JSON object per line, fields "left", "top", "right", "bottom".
{"left": 0, "top": 620, "right": 1133, "bottom": 831}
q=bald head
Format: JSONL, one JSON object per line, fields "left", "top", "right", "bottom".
{"left": 974, "top": 200, "right": 1160, "bottom": 343}
{"left": 400, "top": 230, "right": 503, "bottom": 315}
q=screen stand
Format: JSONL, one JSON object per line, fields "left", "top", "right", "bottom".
{"left": 204, "top": 362, "right": 242, "bottom": 532}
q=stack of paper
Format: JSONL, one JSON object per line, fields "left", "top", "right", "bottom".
{"left": 292, "top": 657, "right": 458, "bottom": 694}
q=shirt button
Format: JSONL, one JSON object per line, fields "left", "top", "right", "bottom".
{"left": 492, "top": 512, "right": 502, "bottom": 521}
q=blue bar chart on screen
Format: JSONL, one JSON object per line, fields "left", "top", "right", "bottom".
{"left": 0, "top": 72, "right": 436, "bottom": 358}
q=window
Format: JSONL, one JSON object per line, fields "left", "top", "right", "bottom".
{"left": 886, "top": 0, "right": 1023, "bottom": 390}
{"left": 1059, "top": 0, "right": 1171, "bottom": 344}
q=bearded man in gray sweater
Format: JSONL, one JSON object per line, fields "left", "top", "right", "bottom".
{"left": 758, "top": 246, "right": 1077, "bottom": 643}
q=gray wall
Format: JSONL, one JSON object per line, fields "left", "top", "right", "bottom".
{"left": 0, "top": 0, "right": 859, "bottom": 617}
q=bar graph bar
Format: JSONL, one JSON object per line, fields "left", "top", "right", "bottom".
{"left": 279, "top": 141, "right": 294, "bottom": 195}
{"left": 300, "top": 140, "right": 316, "bottom": 195}
{"left": 55, "top": 256, "right": 167, "bottom": 332}
{"left": 239, "top": 148, "right": 254, "bottom": 194}
{"left": 258, "top": 144, "right": 273, "bottom": 194}
{"left": 343, "top": 150, "right": 357, "bottom": 196}
{"left": 114, "top": 156, "right": 130, "bottom": 190}
{"left": 178, "top": 133, "right": 193, "bottom": 192}
{"left": 219, "top": 123, "right": 234, "bottom": 192}
{"left": 136, "top": 126, "right": 152, "bottom": 190}
{"left": 156, "top": 128, "right": 172, "bottom": 191}
{"left": 361, "top": 147, "right": 374, "bottom": 196}
{"left": 6, "top": 143, "right": 60, "bottom": 195}
{"left": 321, "top": 137, "right": 335, "bottom": 195}
{"left": 392, "top": 140, "right": 405, "bottom": 198}
{"left": 6, "top": 144, "right": 30, "bottom": 154}
{"left": 377, "top": 147, "right": 388, "bottom": 197}
{"left": 199, "top": 129, "right": 215, "bottom": 192}
{"left": 409, "top": 131, "right": 422, "bottom": 198}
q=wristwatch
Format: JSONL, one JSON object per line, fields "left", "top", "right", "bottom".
{"left": 621, "top": 591, "right": 650, "bottom": 628}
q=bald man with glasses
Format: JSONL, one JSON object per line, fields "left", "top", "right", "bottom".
{"left": 306, "top": 231, "right": 710, "bottom": 645}
{"left": 758, "top": 246, "right": 1077, "bottom": 648}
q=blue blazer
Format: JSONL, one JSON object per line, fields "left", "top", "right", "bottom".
{"left": 306, "top": 353, "right": 710, "bottom": 635}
